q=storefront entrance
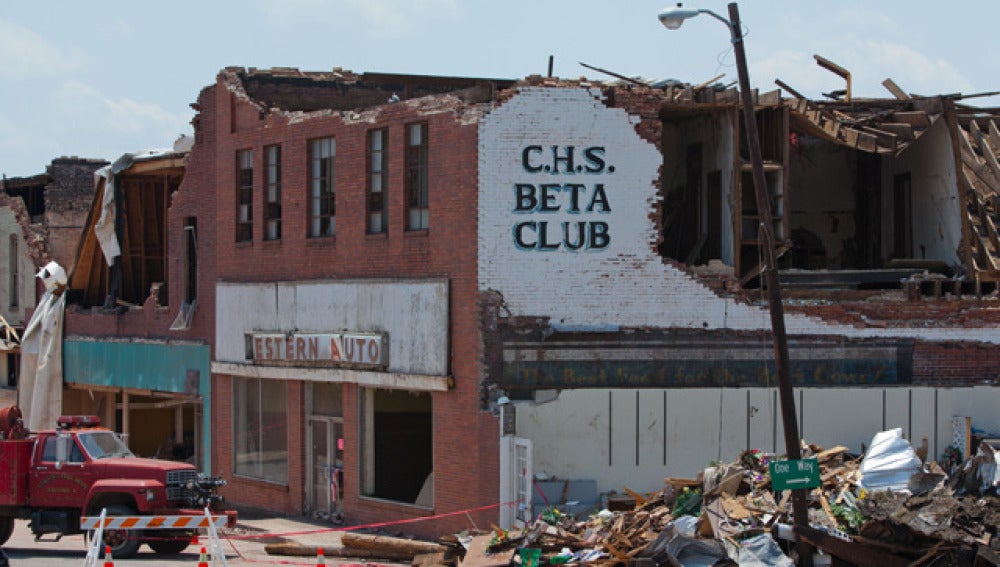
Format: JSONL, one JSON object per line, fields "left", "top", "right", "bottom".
{"left": 309, "top": 418, "right": 344, "bottom": 520}
{"left": 307, "top": 382, "right": 344, "bottom": 521}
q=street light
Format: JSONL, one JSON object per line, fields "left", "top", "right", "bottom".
{"left": 658, "top": 2, "right": 812, "bottom": 561}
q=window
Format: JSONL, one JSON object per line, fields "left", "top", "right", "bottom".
{"left": 359, "top": 388, "right": 432, "bottom": 505}
{"left": 170, "top": 218, "right": 198, "bottom": 331}
{"left": 41, "top": 436, "right": 87, "bottom": 463}
{"left": 405, "top": 123, "right": 429, "bottom": 230}
{"left": 309, "top": 137, "right": 336, "bottom": 237}
{"left": 234, "top": 377, "right": 288, "bottom": 483}
{"left": 183, "top": 218, "right": 197, "bottom": 304}
{"left": 5, "top": 353, "right": 18, "bottom": 388}
{"left": 367, "top": 129, "right": 388, "bottom": 234}
{"left": 8, "top": 234, "right": 17, "bottom": 309}
{"left": 265, "top": 145, "right": 282, "bottom": 241}
{"left": 236, "top": 150, "right": 253, "bottom": 242}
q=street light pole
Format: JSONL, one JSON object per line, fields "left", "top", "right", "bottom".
{"left": 659, "top": 3, "right": 811, "bottom": 562}
{"left": 724, "top": 0, "right": 810, "bottom": 543}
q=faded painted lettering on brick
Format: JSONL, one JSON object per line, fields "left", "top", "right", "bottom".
{"left": 513, "top": 145, "right": 612, "bottom": 251}
{"left": 248, "top": 332, "right": 386, "bottom": 367}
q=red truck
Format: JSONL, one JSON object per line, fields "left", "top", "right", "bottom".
{"left": 0, "top": 406, "right": 235, "bottom": 558}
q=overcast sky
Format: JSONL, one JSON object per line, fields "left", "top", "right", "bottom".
{"left": 2, "top": 0, "right": 998, "bottom": 178}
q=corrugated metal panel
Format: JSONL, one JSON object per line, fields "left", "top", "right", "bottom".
{"left": 63, "top": 340, "right": 210, "bottom": 394}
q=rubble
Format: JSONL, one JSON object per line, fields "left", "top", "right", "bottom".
{"left": 462, "top": 431, "right": 1000, "bottom": 567}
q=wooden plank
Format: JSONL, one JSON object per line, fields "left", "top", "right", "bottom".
{"left": 945, "top": 97, "right": 979, "bottom": 271}
{"left": 814, "top": 54, "right": 851, "bottom": 80}
{"left": 342, "top": 533, "right": 446, "bottom": 557}
{"left": 774, "top": 78, "right": 806, "bottom": 100}
{"left": 878, "top": 123, "right": 915, "bottom": 141}
{"left": 989, "top": 120, "right": 1000, "bottom": 152}
{"left": 881, "top": 78, "right": 911, "bottom": 100}
{"left": 822, "top": 117, "right": 841, "bottom": 138}
{"left": 796, "top": 526, "right": 911, "bottom": 567}
{"left": 856, "top": 131, "right": 878, "bottom": 152}
{"left": 692, "top": 73, "right": 725, "bottom": 93}
{"left": 860, "top": 126, "right": 897, "bottom": 152}
{"left": 892, "top": 111, "right": 931, "bottom": 129}
{"left": 962, "top": 147, "right": 1000, "bottom": 195}
{"left": 913, "top": 97, "right": 943, "bottom": 115}
{"left": 459, "top": 535, "right": 515, "bottom": 567}
{"left": 843, "top": 128, "right": 860, "bottom": 147}
{"left": 757, "top": 89, "right": 782, "bottom": 106}
{"left": 814, "top": 54, "right": 851, "bottom": 100}
{"left": 973, "top": 121, "right": 1000, "bottom": 186}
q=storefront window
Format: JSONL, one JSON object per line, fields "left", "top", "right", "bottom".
{"left": 359, "top": 388, "right": 432, "bottom": 505}
{"left": 233, "top": 377, "right": 287, "bottom": 483}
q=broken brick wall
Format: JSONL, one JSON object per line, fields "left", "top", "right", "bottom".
{"left": 43, "top": 157, "right": 107, "bottom": 273}
{"left": 0, "top": 196, "right": 40, "bottom": 326}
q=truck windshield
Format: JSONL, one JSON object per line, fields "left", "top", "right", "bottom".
{"left": 78, "top": 431, "right": 134, "bottom": 459}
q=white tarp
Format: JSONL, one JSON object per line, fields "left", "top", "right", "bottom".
{"left": 859, "top": 428, "right": 923, "bottom": 492}
{"left": 18, "top": 261, "right": 67, "bottom": 432}
{"left": 92, "top": 165, "right": 119, "bottom": 266}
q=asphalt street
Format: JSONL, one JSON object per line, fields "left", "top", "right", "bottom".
{"left": 1, "top": 519, "right": 295, "bottom": 566}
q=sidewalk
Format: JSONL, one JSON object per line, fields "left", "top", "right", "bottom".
{"left": 228, "top": 513, "right": 346, "bottom": 550}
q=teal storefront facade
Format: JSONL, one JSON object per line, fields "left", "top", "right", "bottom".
{"left": 62, "top": 339, "right": 212, "bottom": 473}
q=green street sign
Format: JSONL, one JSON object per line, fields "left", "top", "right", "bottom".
{"left": 769, "top": 457, "right": 820, "bottom": 491}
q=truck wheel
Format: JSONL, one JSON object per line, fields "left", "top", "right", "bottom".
{"left": 96, "top": 505, "right": 141, "bottom": 559}
{"left": 148, "top": 538, "right": 190, "bottom": 554}
{"left": 0, "top": 517, "right": 13, "bottom": 545}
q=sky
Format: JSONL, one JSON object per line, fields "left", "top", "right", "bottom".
{"left": 2, "top": 0, "right": 999, "bottom": 178}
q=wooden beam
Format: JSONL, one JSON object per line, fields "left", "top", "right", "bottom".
{"left": 795, "top": 526, "right": 911, "bottom": 567}
{"left": 881, "top": 78, "right": 911, "bottom": 100}
{"left": 878, "top": 123, "right": 915, "bottom": 141}
{"left": 774, "top": 78, "right": 806, "bottom": 100}
{"left": 943, "top": 97, "right": 977, "bottom": 271}
{"left": 973, "top": 120, "right": 1000, "bottom": 186}
{"left": 892, "top": 111, "right": 931, "bottom": 128}
{"left": 989, "top": 119, "right": 1000, "bottom": 151}
{"left": 843, "top": 128, "right": 860, "bottom": 147}
{"left": 856, "top": 131, "right": 878, "bottom": 152}
{"left": 860, "top": 126, "right": 898, "bottom": 152}
{"left": 125, "top": 159, "right": 185, "bottom": 175}
{"left": 814, "top": 54, "right": 851, "bottom": 101}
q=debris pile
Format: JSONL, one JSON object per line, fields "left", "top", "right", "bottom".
{"left": 460, "top": 429, "right": 1000, "bottom": 567}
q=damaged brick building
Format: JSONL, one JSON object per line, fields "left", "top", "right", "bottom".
{"left": 0, "top": 157, "right": 106, "bottom": 405}
{"left": 168, "top": 63, "right": 1000, "bottom": 531}
{"left": 59, "top": 141, "right": 215, "bottom": 469}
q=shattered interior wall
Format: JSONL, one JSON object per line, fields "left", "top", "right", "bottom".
{"left": 660, "top": 111, "right": 735, "bottom": 266}
{"left": 789, "top": 137, "right": 857, "bottom": 269}
{"left": 891, "top": 118, "right": 962, "bottom": 266}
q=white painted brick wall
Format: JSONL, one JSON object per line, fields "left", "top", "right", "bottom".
{"left": 478, "top": 87, "right": 1000, "bottom": 345}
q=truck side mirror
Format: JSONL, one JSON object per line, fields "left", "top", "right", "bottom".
{"left": 55, "top": 434, "right": 71, "bottom": 470}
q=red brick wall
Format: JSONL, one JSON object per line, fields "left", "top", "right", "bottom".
{"left": 212, "top": 374, "right": 306, "bottom": 515}
{"left": 196, "top": 74, "right": 499, "bottom": 533}
{"left": 912, "top": 342, "right": 1000, "bottom": 385}
{"left": 63, "top": 93, "right": 218, "bottom": 346}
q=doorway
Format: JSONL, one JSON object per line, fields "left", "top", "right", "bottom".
{"left": 308, "top": 417, "right": 344, "bottom": 521}
{"left": 307, "top": 381, "right": 344, "bottom": 521}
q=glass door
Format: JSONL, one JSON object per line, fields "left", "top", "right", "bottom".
{"left": 310, "top": 418, "right": 331, "bottom": 518}
{"left": 309, "top": 417, "right": 345, "bottom": 521}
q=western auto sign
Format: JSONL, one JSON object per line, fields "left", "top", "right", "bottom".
{"left": 248, "top": 332, "right": 386, "bottom": 368}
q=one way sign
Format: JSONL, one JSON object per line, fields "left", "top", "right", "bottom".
{"left": 769, "top": 457, "right": 820, "bottom": 491}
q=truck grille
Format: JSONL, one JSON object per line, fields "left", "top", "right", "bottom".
{"left": 166, "top": 469, "right": 199, "bottom": 501}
